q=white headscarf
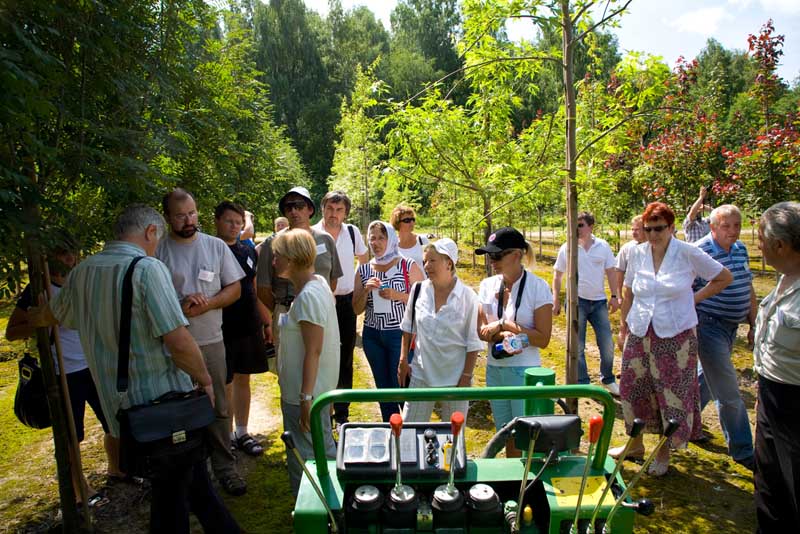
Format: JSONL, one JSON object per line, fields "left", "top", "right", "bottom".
{"left": 368, "top": 220, "right": 400, "bottom": 266}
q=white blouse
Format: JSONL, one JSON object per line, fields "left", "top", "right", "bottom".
{"left": 624, "top": 238, "right": 723, "bottom": 338}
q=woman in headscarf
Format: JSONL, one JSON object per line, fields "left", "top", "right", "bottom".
{"left": 353, "top": 220, "right": 424, "bottom": 421}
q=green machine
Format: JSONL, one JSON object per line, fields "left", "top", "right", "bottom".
{"left": 287, "top": 371, "right": 672, "bottom": 534}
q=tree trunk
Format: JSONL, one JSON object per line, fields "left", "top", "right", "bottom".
{"left": 561, "top": 1, "right": 580, "bottom": 414}
{"left": 482, "top": 193, "right": 493, "bottom": 277}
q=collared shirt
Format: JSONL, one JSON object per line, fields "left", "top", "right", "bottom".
{"left": 554, "top": 236, "right": 616, "bottom": 301}
{"left": 50, "top": 241, "right": 193, "bottom": 437}
{"left": 257, "top": 228, "right": 343, "bottom": 301}
{"left": 312, "top": 221, "right": 367, "bottom": 295}
{"left": 754, "top": 276, "right": 800, "bottom": 386}
{"left": 401, "top": 278, "right": 483, "bottom": 386}
{"left": 683, "top": 216, "right": 711, "bottom": 243}
{"left": 156, "top": 232, "right": 245, "bottom": 346}
{"left": 478, "top": 271, "right": 554, "bottom": 368}
{"left": 693, "top": 235, "right": 753, "bottom": 323}
{"left": 615, "top": 239, "right": 640, "bottom": 274}
{"left": 624, "top": 237, "right": 724, "bottom": 338}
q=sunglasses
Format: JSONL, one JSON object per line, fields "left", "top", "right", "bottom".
{"left": 400, "top": 217, "right": 415, "bottom": 224}
{"left": 284, "top": 200, "right": 308, "bottom": 212}
{"left": 488, "top": 249, "right": 514, "bottom": 261}
{"left": 644, "top": 224, "right": 669, "bottom": 233}
{"left": 577, "top": 223, "right": 586, "bottom": 228}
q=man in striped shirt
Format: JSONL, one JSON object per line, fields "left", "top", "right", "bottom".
{"left": 693, "top": 204, "right": 757, "bottom": 470}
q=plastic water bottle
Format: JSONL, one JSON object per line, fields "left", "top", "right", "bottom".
{"left": 495, "top": 333, "right": 529, "bottom": 354}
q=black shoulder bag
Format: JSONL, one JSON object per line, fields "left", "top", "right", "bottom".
{"left": 14, "top": 352, "right": 52, "bottom": 429}
{"left": 491, "top": 271, "right": 527, "bottom": 360}
{"left": 116, "top": 256, "right": 214, "bottom": 477}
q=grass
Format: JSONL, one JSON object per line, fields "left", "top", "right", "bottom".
{"left": 0, "top": 235, "right": 762, "bottom": 533}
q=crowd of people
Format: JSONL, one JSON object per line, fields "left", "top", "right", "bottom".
{"left": 9, "top": 183, "right": 799, "bottom": 533}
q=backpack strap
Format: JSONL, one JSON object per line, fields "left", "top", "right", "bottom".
{"left": 417, "top": 235, "right": 423, "bottom": 246}
{"left": 409, "top": 282, "right": 422, "bottom": 332}
{"left": 348, "top": 224, "right": 356, "bottom": 253}
{"left": 117, "top": 256, "right": 146, "bottom": 393}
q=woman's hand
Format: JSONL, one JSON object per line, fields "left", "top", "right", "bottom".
{"left": 457, "top": 373, "right": 472, "bottom": 387}
{"left": 378, "top": 286, "right": 397, "bottom": 301}
{"left": 617, "top": 324, "right": 628, "bottom": 352}
{"left": 299, "top": 399, "right": 312, "bottom": 433}
{"left": 365, "top": 277, "right": 382, "bottom": 292}
{"left": 479, "top": 320, "right": 503, "bottom": 339}
{"left": 397, "top": 359, "right": 411, "bottom": 387}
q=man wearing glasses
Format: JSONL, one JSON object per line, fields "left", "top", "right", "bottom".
{"left": 552, "top": 211, "right": 621, "bottom": 396}
{"left": 256, "top": 186, "right": 343, "bottom": 358}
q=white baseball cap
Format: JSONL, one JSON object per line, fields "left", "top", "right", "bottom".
{"left": 432, "top": 238, "right": 459, "bottom": 266}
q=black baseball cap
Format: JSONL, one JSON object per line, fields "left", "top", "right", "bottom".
{"left": 475, "top": 227, "right": 527, "bottom": 255}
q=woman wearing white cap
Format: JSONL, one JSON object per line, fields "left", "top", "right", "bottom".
{"left": 354, "top": 221, "right": 425, "bottom": 421}
{"left": 398, "top": 239, "right": 483, "bottom": 422}
{"left": 476, "top": 227, "right": 553, "bottom": 456}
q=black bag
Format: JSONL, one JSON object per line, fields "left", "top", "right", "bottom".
{"left": 115, "top": 256, "right": 214, "bottom": 477}
{"left": 491, "top": 271, "right": 527, "bottom": 360}
{"left": 14, "top": 353, "right": 52, "bottom": 429}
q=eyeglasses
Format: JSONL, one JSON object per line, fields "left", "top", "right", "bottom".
{"left": 400, "top": 217, "right": 415, "bottom": 224}
{"left": 284, "top": 200, "right": 308, "bottom": 212}
{"left": 488, "top": 249, "right": 514, "bottom": 261}
{"left": 577, "top": 223, "right": 586, "bottom": 228}
{"left": 644, "top": 224, "right": 669, "bottom": 233}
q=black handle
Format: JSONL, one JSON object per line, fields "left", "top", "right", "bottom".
{"left": 663, "top": 418, "right": 680, "bottom": 438}
{"left": 629, "top": 418, "right": 645, "bottom": 438}
{"left": 281, "top": 431, "right": 296, "bottom": 450}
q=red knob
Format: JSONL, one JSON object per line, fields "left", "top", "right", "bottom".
{"left": 390, "top": 413, "right": 403, "bottom": 437}
{"left": 451, "top": 411, "right": 465, "bottom": 436}
{"left": 589, "top": 415, "right": 603, "bottom": 443}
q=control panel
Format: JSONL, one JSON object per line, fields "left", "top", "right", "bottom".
{"left": 336, "top": 422, "right": 467, "bottom": 480}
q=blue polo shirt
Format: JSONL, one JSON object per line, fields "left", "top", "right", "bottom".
{"left": 693, "top": 234, "right": 753, "bottom": 323}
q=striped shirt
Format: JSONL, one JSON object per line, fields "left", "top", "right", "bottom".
{"left": 358, "top": 258, "right": 415, "bottom": 330}
{"left": 51, "top": 241, "right": 193, "bottom": 436}
{"left": 683, "top": 216, "right": 711, "bottom": 243}
{"left": 693, "top": 235, "right": 753, "bottom": 323}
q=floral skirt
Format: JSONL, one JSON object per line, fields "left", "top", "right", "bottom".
{"left": 620, "top": 325, "right": 700, "bottom": 449}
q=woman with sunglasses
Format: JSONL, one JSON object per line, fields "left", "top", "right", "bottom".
{"left": 392, "top": 204, "right": 429, "bottom": 273}
{"left": 353, "top": 220, "right": 425, "bottom": 421}
{"left": 613, "top": 202, "right": 732, "bottom": 476}
{"left": 476, "top": 227, "right": 553, "bottom": 457}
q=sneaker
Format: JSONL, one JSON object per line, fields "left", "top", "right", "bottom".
{"left": 235, "top": 433, "right": 264, "bottom": 457}
{"left": 603, "top": 382, "right": 620, "bottom": 397}
{"left": 219, "top": 473, "right": 247, "bottom": 496}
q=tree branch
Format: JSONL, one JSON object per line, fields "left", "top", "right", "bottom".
{"left": 573, "top": 0, "right": 633, "bottom": 43}
{"left": 477, "top": 175, "right": 554, "bottom": 225}
{"left": 571, "top": 0, "right": 598, "bottom": 27}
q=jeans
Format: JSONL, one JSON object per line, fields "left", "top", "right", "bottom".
{"left": 281, "top": 401, "right": 337, "bottom": 497}
{"left": 149, "top": 460, "right": 240, "bottom": 533}
{"left": 696, "top": 311, "right": 754, "bottom": 461}
{"left": 361, "top": 326, "right": 403, "bottom": 421}
{"left": 334, "top": 294, "right": 357, "bottom": 424}
{"left": 486, "top": 365, "right": 529, "bottom": 431}
{"left": 577, "top": 297, "right": 616, "bottom": 385}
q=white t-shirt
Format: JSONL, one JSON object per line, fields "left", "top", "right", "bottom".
{"left": 399, "top": 234, "right": 429, "bottom": 277}
{"left": 277, "top": 276, "right": 341, "bottom": 404}
{"left": 624, "top": 237, "right": 723, "bottom": 338}
{"left": 554, "top": 236, "right": 616, "bottom": 301}
{"left": 156, "top": 232, "right": 245, "bottom": 346}
{"left": 478, "top": 271, "right": 554, "bottom": 368}
{"left": 312, "top": 221, "right": 368, "bottom": 295}
{"left": 401, "top": 278, "right": 483, "bottom": 386}
{"left": 615, "top": 239, "right": 641, "bottom": 273}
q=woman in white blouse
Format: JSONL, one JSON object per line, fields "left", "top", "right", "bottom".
{"left": 476, "top": 227, "right": 553, "bottom": 457}
{"left": 397, "top": 239, "right": 483, "bottom": 422}
{"left": 614, "top": 202, "right": 732, "bottom": 476}
{"left": 392, "top": 204, "right": 429, "bottom": 271}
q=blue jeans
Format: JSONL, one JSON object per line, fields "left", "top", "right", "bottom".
{"left": 486, "top": 365, "right": 529, "bottom": 431}
{"left": 577, "top": 297, "right": 616, "bottom": 385}
{"left": 362, "top": 326, "right": 403, "bottom": 421}
{"left": 696, "top": 311, "right": 754, "bottom": 462}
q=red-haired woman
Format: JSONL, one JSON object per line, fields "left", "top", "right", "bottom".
{"left": 613, "top": 202, "right": 732, "bottom": 476}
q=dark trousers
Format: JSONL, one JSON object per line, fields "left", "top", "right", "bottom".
{"left": 755, "top": 375, "right": 800, "bottom": 533}
{"left": 334, "top": 293, "right": 357, "bottom": 424}
{"left": 150, "top": 460, "right": 240, "bottom": 533}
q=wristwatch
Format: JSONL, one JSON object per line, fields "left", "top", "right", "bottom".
{"left": 299, "top": 393, "right": 314, "bottom": 402}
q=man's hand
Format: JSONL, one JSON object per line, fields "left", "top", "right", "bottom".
{"left": 182, "top": 293, "right": 209, "bottom": 317}
{"left": 28, "top": 294, "right": 58, "bottom": 328}
{"left": 397, "top": 359, "right": 411, "bottom": 387}
{"left": 698, "top": 185, "right": 708, "bottom": 201}
{"left": 299, "top": 400, "right": 312, "bottom": 433}
{"left": 747, "top": 327, "right": 755, "bottom": 350}
{"left": 263, "top": 323, "right": 273, "bottom": 344}
{"left": 608, "top": 296, "right": 621, "bottom": 314}
{"left": 552, "top": 296, "right": 561, "bottom": 316}
{"left": 200, "top": 383, "right": 216, "bottom": 408}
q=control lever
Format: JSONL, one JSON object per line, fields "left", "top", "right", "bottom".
{"left": 281, "top": 431, "right": 339, "bottom": 534}
{"left": 570, "top": 416, "right": 603, "bottom": 534}
{"left": 445, "top": 411, "right": 465, "bottom": 496}
{"left": 586, "top": 418, "right": 645, "bottom": 532}
{"left": 602, "top": 419, "right": 680, "bottom": 533}
{"left": 621, "top": 498, "right": 654, "bottom": 516}
{"left": 513, "top": 421, "right": 542, "bottom": 534}
{"left": 390, "top": 414, "right": 404, "bottom": 492}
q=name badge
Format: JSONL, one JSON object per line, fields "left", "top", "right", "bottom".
{"left": 198, "top": 270, "right": 215, "bottom": 282}
{"left": 277, "top": 312, "right": 289, "bottom": 328}
{"left": 316, "top": 243, "right": 327, "bottom": 255}
{"left": 246, "top": 256, "right": 254, "bottom": 269}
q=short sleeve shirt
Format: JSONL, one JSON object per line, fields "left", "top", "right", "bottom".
{"left": 615, "top": 240, "right": 640, "bottom": 273}
{"left": 400, "top": 278, "right": 483, "bottom": 386}
{"left": 753, "top": 276, "right": 800, "bottom": 386}
{"left": 312, "top": 221, "right": 367, "bottom": 295}
{"left": 478, "top": 271, "right": 553, "bottom": 368}
{"left": 222, "top": 241, "right": 262, "bottom": 336}
{"left": 693, "top": 235, "right": 753, "bottom": 323}
{"left": 399, "top": 234, "right": 430, "bottom": 278}
{"left": 554, "top": 236, "right": 616, "bottom": 301}
{"left": 624, "top": 237, "right": 724, "bottom": 338}
{"left": 156, "top": 232, "right": 245, "bottom": 346}
{"left": 276, "top": 276, "right": 341, "bottom": 404}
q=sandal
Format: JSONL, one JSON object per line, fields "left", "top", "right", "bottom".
{"left": 219, "top": 474, "right": 247, "bottom": 496}
{"left": 82, "top": 492, "right": 110, "bottom": 509}
{"left": 609, "top": 445, "right": 644, "bottom": 461}
{"left": 236, "top": 433, "right": 264, "bottom": 457}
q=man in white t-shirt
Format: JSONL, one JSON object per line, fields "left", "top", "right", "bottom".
{"left": 312, "top": 191, "right": 368, "bottom": 427}
{"left": 553, "top": 211, "right": 621, "bottom": 395}
{"left": 615, "top": 215, "right": 646, "bottom": 297}
{"left": 157, "top": 188, "right": 248, "bottom": 496}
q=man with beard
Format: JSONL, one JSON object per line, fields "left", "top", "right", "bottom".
{"left": 214, "top": 201, "right": 271, "bottom": 456}
{"left": 157, "top": 188, "right": 248, "bottom": 496}
{"left": 257, "top": 186, "right": 342, "bottom": 356}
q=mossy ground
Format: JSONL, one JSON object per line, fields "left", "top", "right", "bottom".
{"left": 0, "top": 229, "right": 765, "bottom": 533}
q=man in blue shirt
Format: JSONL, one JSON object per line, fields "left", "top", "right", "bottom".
{"left": 693, "top": 204, "right": 756, "bottom": 470}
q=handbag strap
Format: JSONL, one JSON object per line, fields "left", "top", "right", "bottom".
{"left": 497, "top": 270, "right": 527, "bottom": 322}
{"left": 409, "top": 281, "right": 423, "bottom": 333}
{"left": 116, "top": 256, "right": 146, "bottom": 393}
